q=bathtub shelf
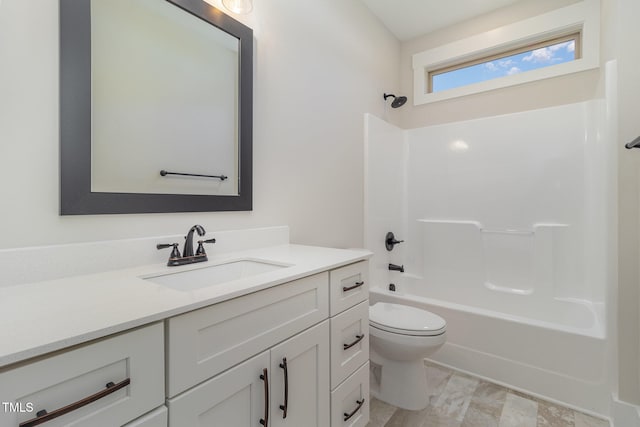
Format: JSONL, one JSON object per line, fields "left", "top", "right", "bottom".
{"left": 417, "top": 219, "right": 572, "bottom": 298}
{"left": 417, "top": 219, "right": 568, "bottom": 233}
{"left": 484, "top": 281, "right": 534, "bottom": 296}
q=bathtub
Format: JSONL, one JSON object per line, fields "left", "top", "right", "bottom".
{"left": 369, "top": 280, "right": 609, "bottom": 416}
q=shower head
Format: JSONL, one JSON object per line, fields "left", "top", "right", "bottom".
{"left": 384, "top": 93, "right": 407, "bottom": 108}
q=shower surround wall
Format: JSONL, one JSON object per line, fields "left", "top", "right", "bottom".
{"left": 364, "top": 100, "right": 615, "bottom": 416}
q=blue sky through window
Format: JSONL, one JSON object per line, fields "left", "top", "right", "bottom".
{"left": 431, "top": 39, "right": 576, "bottom": 93}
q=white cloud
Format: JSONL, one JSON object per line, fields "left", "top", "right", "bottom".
{"left": 499, "top": 59, "right": 515, "bottom": 68}
{"left": 523, "top": 47, "right": 554, "bottom": 63}
{"left": 507, "top": 67, "right": 521, "bottom": 75}
{"left": 485, "top": 62, "right": 498, "bottom": 72}
{"left": 566, "top": 40, "right": 575, "bottom": 52}
{"left": 523, "top": 40, "right": 575, "bottom": 63}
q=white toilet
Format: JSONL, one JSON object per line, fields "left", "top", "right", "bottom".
{"left": 369, "top": 302, "right": 447, "bottom": 410}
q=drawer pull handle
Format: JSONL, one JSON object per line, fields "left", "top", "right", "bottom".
{"left": 343, "top": 334, "right": 365, "bottom": 350}
{"left": 19, "top": 378, "right": 130, "bottom": 427}
{"left": 279, "top": 358, "right": 288, "bottom": 419}
{"left": 343, "top": 398, "right": 365, "bottom": 422}
{"left": 343, "top": 281, "right": 364, "bottom": 292}
{"left": 260, "top": 368, "right": 269, "bottom": 426}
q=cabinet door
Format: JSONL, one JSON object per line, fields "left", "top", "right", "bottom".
{"left": 270, "top": 321, "right": 330, "bottom": 427}
{"left": 167, "top": 351, "right": 270, "bottom": 427}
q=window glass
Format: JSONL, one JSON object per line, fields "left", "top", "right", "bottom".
{"left": 430, "top": 36, "right": 578, "bottom": 93}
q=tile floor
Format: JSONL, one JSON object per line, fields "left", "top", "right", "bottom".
{"left": 367, "top": 362, "right": 610, "bottom": 427}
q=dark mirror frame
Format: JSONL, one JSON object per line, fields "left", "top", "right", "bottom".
{"left": 59, "top": 0, "right": 253, "bottom": 215}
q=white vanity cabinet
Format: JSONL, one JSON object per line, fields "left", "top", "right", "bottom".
{"left": 165, "top": 273, "right": 329, "bottom": 397}
{"left": 329, "top": 262, "right": 370, "bottom": 427}
{"left": 165, "top": 260, "right": 370, "bottom": 427}
{"left": 165, "top": 272, "right": 331, "bottom": 427}
{"left": 269, "top": 321, "right": 329, "bottom": 426}
{"left": 167, "top": 351, "right": 270, "bottom": 426}
{"left": 0, "top": 252, "right": 370, "bottom": 427}
{"left": 0, "top": 323, "right": 165, "bottom": 427}
{"left": 167, "top": 321, "right": 329, "bottom": 427}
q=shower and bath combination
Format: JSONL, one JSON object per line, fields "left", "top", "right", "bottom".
{"left": 365, "top": 97, "right": 614, "bottom": 413}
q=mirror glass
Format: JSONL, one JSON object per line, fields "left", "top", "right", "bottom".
{"left": 60, "top": 0, "right": 253, "bottom": 214}
{"left": 91, "top": 0, "right": 239, "bottom": 196}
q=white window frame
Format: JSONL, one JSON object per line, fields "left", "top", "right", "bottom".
{"left": 412, "top": 0, "right": 600, "bottom": 105}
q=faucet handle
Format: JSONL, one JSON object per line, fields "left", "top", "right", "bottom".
{"left": 157, "top": 243, "right": 181, "bottom": 259}
{"left": 195, "top": 238, "right": 216, "bottom": 256}
{"left": 385, "top": 232, "right": 404, "bottom": 251}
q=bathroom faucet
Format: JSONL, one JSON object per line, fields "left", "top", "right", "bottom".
{"left": 388, "top": 263, "right": 404, "bottom": 273}
{"left": 157, "top": 224, "right": 216, "bottom": 266}
{"left": 183, "top": 224, "right": 206, "bottom": 257}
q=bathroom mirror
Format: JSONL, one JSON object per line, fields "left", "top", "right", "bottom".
{"left": 60, "top": 0, "right": 253, "bottom": 214}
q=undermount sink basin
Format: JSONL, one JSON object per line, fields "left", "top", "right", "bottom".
{"left": 143, "top": 259, "right": 290, "bottom": 291}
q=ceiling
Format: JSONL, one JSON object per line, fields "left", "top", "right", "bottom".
{"left": 361, "top": 0, "right": 524, "bottom": 41}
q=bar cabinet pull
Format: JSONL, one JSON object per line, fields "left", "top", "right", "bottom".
{"left": 260, "top": 368, "right": 269, "bottom": 426}
{"left": 19, "top": 378, "right": 130, "bottom": 427}
{"left": 343, "top": 398, "right": 365, "bottom": 422}
{"left": 343, "top": 334, "right": 365, "bottom": 350}
{"left": 343, "top": 281, "right": 364, "bottom": 292}
{"left": 279, "top": 358, "right": 288, "bottom": 419}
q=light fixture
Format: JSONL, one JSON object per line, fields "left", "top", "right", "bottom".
{"left": 221, "top": 0, "right": 253, "bottom": 14}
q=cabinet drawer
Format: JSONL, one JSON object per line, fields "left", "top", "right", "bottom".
{"left": 0, "top": 323, "right": 164, "bottom": 427}
{"left": 166, "top": 272, "right": 329, "bottom": 397}
{"left": 330, "top": 261, "right": 369, "bottom": 316}
{"left": 330, "top": 301, "right": 369, "bottom": 388}
{"left": 331, "top": 362, "right": 370, "bottom": 427}
{"left": 124, "top": 406, "right": 167, "bottom": 427}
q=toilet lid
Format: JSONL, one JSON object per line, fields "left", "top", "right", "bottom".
{"left": 369, "top": 302, "right": 446, "bottom": 336}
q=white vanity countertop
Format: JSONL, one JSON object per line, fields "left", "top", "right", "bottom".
{"left": 0, "top": 244, "right": 371, "bottom": 368}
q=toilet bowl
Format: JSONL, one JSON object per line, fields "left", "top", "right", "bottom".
{"left": 369, "top": 302, "right": 446, "bottom": 410}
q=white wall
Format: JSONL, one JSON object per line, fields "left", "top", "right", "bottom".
{"left": 0, "top": 0, "right": 400, "bottom": 250}
{"left": 613, "top": 0, "right": 640, "bottom": 411}
{"left": 399, "top": 0, "right": 600, "bottom": 129}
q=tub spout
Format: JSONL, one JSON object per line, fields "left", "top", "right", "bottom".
{"left": 388, "top": 263, "right": 404, "bottom": 273}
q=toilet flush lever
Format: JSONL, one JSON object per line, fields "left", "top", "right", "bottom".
{"left": 385, "top": 232, "right": 404, "bottom": 251}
